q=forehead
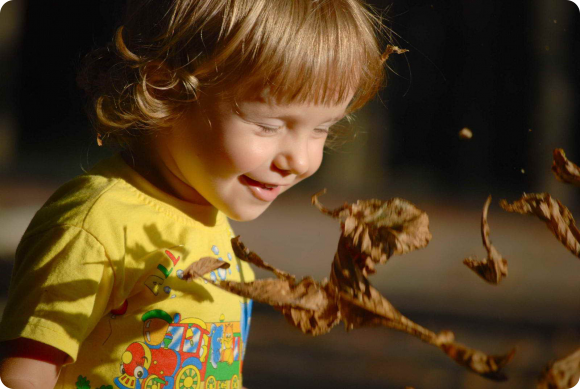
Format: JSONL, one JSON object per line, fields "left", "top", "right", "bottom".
{"left": 241, "top": 87, "right": 353, "bottom": 111}
{"left": 234, "top": 89, "right": 353, "bottom": 120}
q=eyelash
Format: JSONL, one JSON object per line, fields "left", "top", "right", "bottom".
{"left": 257, "top": 125, "right": 330, "bottom": 135}
{"left": 257, "top": 125, "right": 280, "bottom": 134}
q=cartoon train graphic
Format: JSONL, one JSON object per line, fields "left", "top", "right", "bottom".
{"left": 114, "top": 310, "right": 243, "bottom": 389}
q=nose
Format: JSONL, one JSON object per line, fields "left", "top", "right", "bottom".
{"left": 273, "top": 136, "right": 310, "bottom": 176}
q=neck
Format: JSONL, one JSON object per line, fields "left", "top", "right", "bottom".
{"left": 121, "top": 146, "right": 211, "bottom": 207}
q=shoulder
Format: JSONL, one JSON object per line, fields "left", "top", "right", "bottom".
{"left": 21, "top": 155, "right": 142, "bottom": 241}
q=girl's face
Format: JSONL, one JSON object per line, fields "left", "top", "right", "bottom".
{"left": 154, "top": 91, "right": 352, "bottom": 221}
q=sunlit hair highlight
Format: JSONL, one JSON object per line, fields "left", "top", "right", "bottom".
{"left": 77, "top": 0, "right": 390, "bottom": 147}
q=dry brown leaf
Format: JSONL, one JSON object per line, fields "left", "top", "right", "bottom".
{"left": 552, "top": 148, "right": 580, "bottom": 186}
{"left": 463, "top": 195, "right": 509, "bottom": 284}
{"left": 227, "top": 236, "right": 340, "bottom": 336}
{"left": 221, "top": 234, "right": 514, "bottom": 380}
{"left": 330, "top": 235, "right": 514, "bottom": 380}
{"left": 182, "top": 256, "right": 230, "bottom": 281}
{"left": 381, "top": 44, "right": 409, "bottom": 63}
{"left": 312, "top": 189, "right": 432, "bottom": 276}
{"left": 500, "top": 193, "right": 580, "bottom": 259}
{"left": 537, "top": 347, "right": 580, "bottom": 389}
{"left": 192, "top": 192, "right": 513, "bottom": 380}
{"left": 536, "top": 349, "right": 580, "bottom": 389}
{"left": 218, "top": 277, "right": 330, "bottom": 310}
{"left": 459, "top": 128, "right": 473, "bottom": 140}
{"left": 440, "top": 342, "right": 515, "bottom": 381}
{"left": 277, "top": 295, "right": 341, "bottom": 336}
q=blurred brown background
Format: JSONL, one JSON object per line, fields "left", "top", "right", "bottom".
{"left": 0, "top": 1, "right": 579, "bottom": 388}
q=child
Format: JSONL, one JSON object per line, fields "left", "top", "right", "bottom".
{"left": 0, "top": 0, "right": 388, "bottom": 388}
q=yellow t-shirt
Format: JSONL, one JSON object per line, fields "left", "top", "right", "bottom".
{"left": 0, "top": 154, "right": 254, "bottom": 389}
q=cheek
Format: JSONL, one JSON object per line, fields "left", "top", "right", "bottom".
{"left": 306, "top": 142, "right": 325, "bottom": 176}
{"left": 219, "top": 133, "right": 274, "bottom": 173}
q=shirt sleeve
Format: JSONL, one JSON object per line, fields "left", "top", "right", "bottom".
{"left": 0, "top": 225, "right": 114, "bottom": 363}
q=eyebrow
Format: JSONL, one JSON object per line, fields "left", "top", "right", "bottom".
{"left": 235, "top": 101, "right": 348, "bottom": 124}
{"left": 260, "top": 113, "right": 346, "bottom": 125}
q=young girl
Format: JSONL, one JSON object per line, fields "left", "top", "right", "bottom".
{"left": 0, "top": 0, "right": 388, "bottom": 388}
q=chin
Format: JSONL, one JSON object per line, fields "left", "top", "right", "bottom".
{"left": 223, "top": 203, "right": 271, "bottom": 222}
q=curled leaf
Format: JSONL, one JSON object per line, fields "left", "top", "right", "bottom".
{"left": 463, "top": 195, "right": 509, "bottom": 284}
{"left": 500, "top": 193, "right": 580, "bottom": 259}
{"left": 182, "top": 257, "right": 230, "bottom": 281}
{"left": 381, "top": 44, "right": 409, "bottom": 63}
{"left": 185, "top": 191, "right": 514, "bottom": 381}
{"left": 227, "top": 236, "right": 340, "bottom": 336}
{"left": 440, "top": 342, "right": 516, "bottom": 381}
{"left": 537, "top": 347, "right": 580, "bottom": 389}
{"left": 218, "top": 277, "right": 329, "bottom": 312}
{"left": 278, "top": 282, "right": 341, "bottom": 336}
{"left": 312, "top": 190, "right": 432, "bottom": 275}
{"left": 218, "top": 273, "right": 340, "bottom": 336}
{"left": 552, "top": 148, "right": 580, "bottom": 186}
{"left": 459, "top": 128, "right": 473, "bottom": 140}
{"left": 332, "top": 235, "right": 513, "bottom": 380}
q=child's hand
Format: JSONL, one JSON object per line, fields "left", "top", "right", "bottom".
{"left": 0, "top": 338, "right": 67, "bottom": 389}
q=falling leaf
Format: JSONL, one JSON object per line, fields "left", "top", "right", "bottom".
{"left": 220, "top": 238, "right": 339, "bottom": 336}
{"left": 537, "top": 347, "right": 580, "bottom": 389}
{"left": 312, "top": 189, "right": 432, "bottom": 276}
{"left": 500, "top": 193, "right": 580, "bottom": 259}
{"left": 381, "top": 44, "right": 409, "bottom": 63}
{"left": 217, "top": 277, "right": 328, "bottom": 312}
{"left": 440, "top": 342, "right": 515, "bottom": 381}
{"left": 278, "top": 288, "right": 341, "bottom": 336}
{"left": 330, "top": 234, "right": 514, "bottom": 380}
{"left": 463, "top": 195, "right": 508, "bottom": 284}
{"left": 459, "top": 128, "right": 473, "bottom": 140}
{"left": 190, "top": 192, "right": 514, "bottom": 380}
{"left": 182, "top": 257, "right": 230, "bottom": 281}
{"left": 552, "top": 148, "right": 580, "bottom": 186}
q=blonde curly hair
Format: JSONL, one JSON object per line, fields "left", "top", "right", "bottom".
{"left": 77, "top": 0, "right": 391, "bottom": 147}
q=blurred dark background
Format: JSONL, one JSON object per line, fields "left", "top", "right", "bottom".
{"left": 0, "top": 1, "right": 579, "bottom": 388}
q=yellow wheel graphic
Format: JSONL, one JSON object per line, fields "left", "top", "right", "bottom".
{"left": 175, "top": 365, "right": 201, "bottom": 389}
{"left": 204, "top": 375, "right": 217, "bottom": 389}
{"left": 230, "top": 375, "right": 240, "bottom": 389}
{"left": 143, "top": 375, "right": 164, "bottom": 389}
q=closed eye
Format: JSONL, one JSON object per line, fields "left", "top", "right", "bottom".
{"left": 257, "top": 124, "right": 281, "bottom": 134}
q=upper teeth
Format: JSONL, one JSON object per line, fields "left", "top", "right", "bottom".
{"left": 262, "top": 183, "right": 275, "bottom": 188}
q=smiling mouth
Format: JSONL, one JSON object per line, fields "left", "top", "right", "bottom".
{"left": 241, "top": 175, "right": 284, "bottom": 202}
{"left": 243, "top": 176, "right": 278, "bottom": 190}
